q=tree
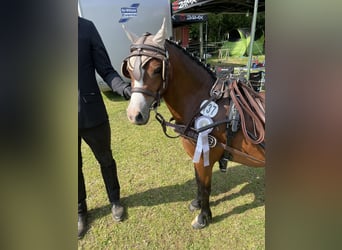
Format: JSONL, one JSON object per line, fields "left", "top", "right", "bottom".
{"left": 189, "top": 13, "right": 264, "bottom": 43}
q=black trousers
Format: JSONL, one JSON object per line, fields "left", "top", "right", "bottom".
{"left": 78, "top": 121, "right": 120, "bottom": 214}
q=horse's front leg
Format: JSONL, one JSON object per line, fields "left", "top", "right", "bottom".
{"left": 189, "top": 168, "right": 202, "bottom": 212}
{"left": 190, "top": 162, "right": 213, "bottom": 229}
{"left": 181, "top": 138, "right": 215, "bottom": 229}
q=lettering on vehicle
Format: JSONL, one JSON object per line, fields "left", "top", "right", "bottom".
{"left": 178, "top": 0, "right": 198, "bottom": 9}
{"left": 186, "top": 15, "right": 205, "bottom": 21}
{"left": 172, "top": 14, "right": 207, "bottom": 23}
{"left": 119, "top": 3, "right": 139, "bottom": 23}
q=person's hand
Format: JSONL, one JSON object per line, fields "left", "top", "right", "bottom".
{"left": 123, "top": 84, "right": 132, "bottom": 100}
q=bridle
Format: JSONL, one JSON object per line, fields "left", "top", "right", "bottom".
{"left": 121, "top": 32, "right": 169, "bottom": 108}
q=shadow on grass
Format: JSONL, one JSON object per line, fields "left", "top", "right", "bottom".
{"left": 210, "top": 166, "right": 265, "bottom": 225}
{"left": 102, "top": 91, "right": 124, "bottom": 101}
{"left": 87, "top": 164, "right": 264, "bottom": 224}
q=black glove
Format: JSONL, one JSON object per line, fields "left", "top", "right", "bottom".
{"left": 123, "top": 84, "right": 132, "bottom": 100}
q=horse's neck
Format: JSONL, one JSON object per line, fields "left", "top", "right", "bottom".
{"left": 163, "top": 42, "right": 215, "bottom": 124}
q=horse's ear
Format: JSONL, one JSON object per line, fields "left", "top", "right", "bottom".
{"left": 122, "top": 25, "right": 139, "bottom": 43}
{"left": 153, "top": 18, "right": 167, "bottom": 47}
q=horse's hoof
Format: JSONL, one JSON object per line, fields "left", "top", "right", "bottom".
{"left": 189, "top": 203, "right": 200, "bottom": 212}
{"left": 189, "top": 200, "right": 201, "bottom": 212}
{"left": 191, "top": 215, "right": 207, "bottom": 229}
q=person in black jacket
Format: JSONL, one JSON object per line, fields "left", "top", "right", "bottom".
{"left": 78, "top": 17, "right": 131, "bottom": 239}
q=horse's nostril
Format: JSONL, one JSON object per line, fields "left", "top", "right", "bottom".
{"left": 136, "top": 112, "right": 143, "bottom": 122}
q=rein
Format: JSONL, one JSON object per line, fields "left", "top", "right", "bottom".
{"left": 228, "top": 79, "right": 265, "bottom": 144}
{"left": 153, "top": 77, "right": 224, "bottom": 139}
{"left": 154, "top": 110, "right": 265, "bottom": 164}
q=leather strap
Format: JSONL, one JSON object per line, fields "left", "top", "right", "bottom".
{"left": 228, "top": 79, "right": 265, "bottom": 145}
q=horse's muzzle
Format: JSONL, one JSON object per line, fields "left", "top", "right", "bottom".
{"left": 127, "top": 111, "right": 149, "bottom": 125}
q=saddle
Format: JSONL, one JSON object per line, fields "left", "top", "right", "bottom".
{"left": 212, "top": 78, "right": 265, "bottom": 169}
{"left": 211, "top": 77, "right": 265, "bottom": 144}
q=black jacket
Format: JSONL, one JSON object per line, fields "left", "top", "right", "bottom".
{"left": 78, "top": 17, "right": 129, "bottom": 129}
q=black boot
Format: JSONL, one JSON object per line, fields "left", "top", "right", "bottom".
{"left": 78, "top": 213, "right": 87, "bottom": 239}
{"left": 78, "top": 201, "right": 88, "bottom": 239}
{"left": 112, "top": 201, "right": 124, "bottom": 222}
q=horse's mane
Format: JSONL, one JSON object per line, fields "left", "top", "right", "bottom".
{"left": 165, "top": 39, "right": 216, "bottom": 80}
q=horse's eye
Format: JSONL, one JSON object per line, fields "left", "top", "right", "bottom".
{"left": 153, "top": 67, "right": 162, "bottom": 74}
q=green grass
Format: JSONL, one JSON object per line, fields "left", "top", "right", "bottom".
{"left": 208, "top": 55, "right": 265, "bottom": 68}
{"left": 78, "top": 93, "right": 265, "bottom": 249}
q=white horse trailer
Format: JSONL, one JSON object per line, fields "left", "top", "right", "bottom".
{"left": 78, "top": 0, "right": 172, "bottom": 91}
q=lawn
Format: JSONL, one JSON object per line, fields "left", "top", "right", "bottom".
{"left": 207, "top": 55, "right": 265, "bottom": 68}
{"left": 78, "top": 93, "right": 265, "bottom": 249}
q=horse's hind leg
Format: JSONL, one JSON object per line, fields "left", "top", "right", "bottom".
{"left": 190, "top": 163, "right": 213, "bottom": 229}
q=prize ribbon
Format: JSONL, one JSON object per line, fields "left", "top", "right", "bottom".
{"left": 193, "top": 116, "right": 213, "bottom": 167}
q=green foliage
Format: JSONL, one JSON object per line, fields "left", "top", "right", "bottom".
{"left": 78, "top": 94, "right": 265, "bottom": 249}
{"left": 190, "top": 13, "right": 265, "bottom": 43}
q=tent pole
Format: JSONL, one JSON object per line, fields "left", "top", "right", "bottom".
{"left": 246, "top": 0, "right": 259, "bottom": 80}
{"left": 205, "top": 20, "right": 208, "bottom": 64}
{"left": 199, "top": 22, "right": 203, "bottom": 59}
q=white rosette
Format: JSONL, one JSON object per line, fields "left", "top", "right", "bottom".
{"left": 192, "top": 116, "right": 213, "bottom": 167}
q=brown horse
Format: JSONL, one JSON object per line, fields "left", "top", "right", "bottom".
{"left": 122, "top": 19, "right": 265, "bottom": 229}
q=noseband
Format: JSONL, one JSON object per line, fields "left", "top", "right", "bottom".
{"left": 122, "top": 32, "right": 169, "bottom": 108}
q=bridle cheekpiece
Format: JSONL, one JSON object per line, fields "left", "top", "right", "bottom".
{"left": 121, "top": 32, "right": 169, "bottom": 109}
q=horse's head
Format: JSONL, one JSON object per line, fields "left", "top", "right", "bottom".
{"left": 122, "top": 18, "right": 168, "bottom": 125}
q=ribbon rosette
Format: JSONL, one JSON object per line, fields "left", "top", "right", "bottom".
{"left": 193, "top": 116, "right": 213, "bottom": 167}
